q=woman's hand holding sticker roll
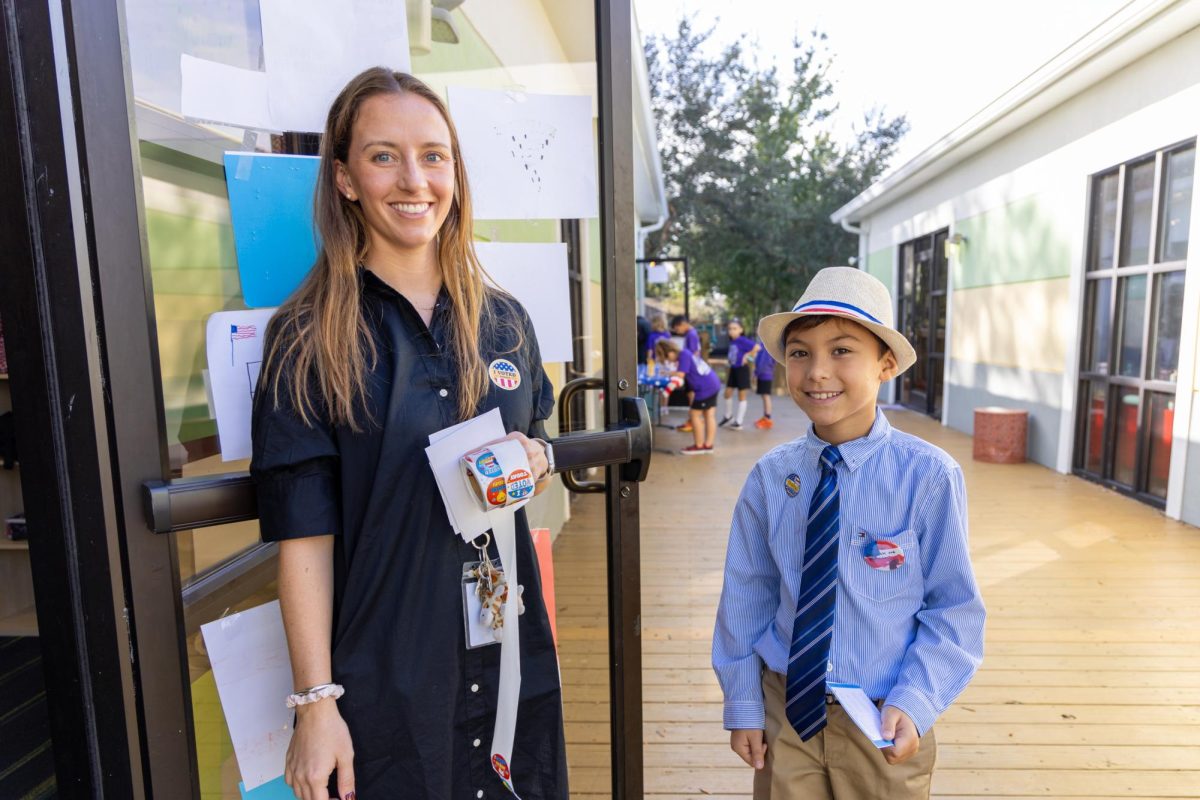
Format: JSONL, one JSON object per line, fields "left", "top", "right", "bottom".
{"left": 502, "top": 432, "right": 550, "bottom": 488}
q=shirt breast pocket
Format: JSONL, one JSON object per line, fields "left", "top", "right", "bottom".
{"left": 843, "top": 531, "right": 921, "bottom": 603}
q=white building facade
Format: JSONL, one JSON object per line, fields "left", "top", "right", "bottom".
{"left": 833, "top": 0, "right": 1200, "bottom": 525}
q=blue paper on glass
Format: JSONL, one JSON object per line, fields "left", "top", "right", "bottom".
{"left": 239, "top": 776, "right": 293, "bottom": 799}
{"left": 224, "top": 153, "right": 320, "bottom": 308}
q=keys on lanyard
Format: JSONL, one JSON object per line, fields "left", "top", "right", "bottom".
{"left": 469, "top": 532, "right": 525, "bottom": 642}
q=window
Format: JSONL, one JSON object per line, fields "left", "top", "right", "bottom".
{"left": 1074, "top": 140, "right": 1194, "bottom": 505}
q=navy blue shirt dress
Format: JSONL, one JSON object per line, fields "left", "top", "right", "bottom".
{"left": 251, "top": 269, "right": 568, "bottom": 799}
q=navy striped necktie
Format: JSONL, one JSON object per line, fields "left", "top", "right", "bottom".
{"left": 785, "top": 444, "right": 843, "bottom": 741}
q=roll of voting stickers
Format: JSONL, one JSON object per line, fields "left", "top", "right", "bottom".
{"left": 463, "top": 439, "right": 536, "bottom": 512}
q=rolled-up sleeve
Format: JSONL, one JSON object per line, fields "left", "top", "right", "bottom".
{"left": 250, "top": 367, "right": 341, "bottom": 542}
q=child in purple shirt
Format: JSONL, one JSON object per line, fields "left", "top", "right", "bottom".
{"left": 657, "top": 338, "right": 721, "bottom": 454}
{"left": 671, "top": 314, "right": 701, "bottom": 354}
{"left": 753, "top": 335, "right": 775, "bottom": 429}
{"left": 646, "top": 315, "right": 671, "bottom": 364}
{"left": 719, "top": 319, "right": 761, "bottom": 431}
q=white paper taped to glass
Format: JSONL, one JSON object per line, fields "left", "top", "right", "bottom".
{"left": 425, "top": 409, "right": 528, "bottom": 798}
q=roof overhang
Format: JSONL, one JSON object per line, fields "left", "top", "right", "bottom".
{"left": 831, "top": 0, "right": 1200, "bottom": 225}
{"left": 631, "top": 3, "right": 669, "bottom": 226}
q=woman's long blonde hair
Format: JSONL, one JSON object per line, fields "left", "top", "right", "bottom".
{"left": 263, "top": 68, "right": 495, "bottom": 428}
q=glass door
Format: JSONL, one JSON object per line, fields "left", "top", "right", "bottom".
{"left": 6, "top": 0, "right": 646, "bottom": 796}
{"left": 1074, "top": 141, "right": 1193, "bottom": 506}
{"left": 897, "top": 229, "right": 948, "bottom": 418}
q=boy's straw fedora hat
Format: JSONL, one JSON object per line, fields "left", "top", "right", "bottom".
{"left": 757, "top": 266, "right": 917, "bottom": 375}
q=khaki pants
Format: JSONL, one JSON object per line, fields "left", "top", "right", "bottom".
{"left": 754, "top": 670, "right": 937, "bottom": 800}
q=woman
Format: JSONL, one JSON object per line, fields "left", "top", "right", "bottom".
{"left": 251, "top": 68, "right": 567, "bottom": 800}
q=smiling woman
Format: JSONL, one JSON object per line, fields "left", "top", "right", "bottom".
{"left": 251, "top": 68, "right": 565, "bottom": 800}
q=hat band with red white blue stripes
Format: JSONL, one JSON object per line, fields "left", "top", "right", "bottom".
{"left": 792, "top": 299, "right": 883, "bottom": 325}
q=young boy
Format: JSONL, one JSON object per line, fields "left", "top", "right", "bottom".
{"left": 657, "top": 338, "right": 722, "bottom": 454}
{"left": 712, "top": 267, "right": 985, "bottom": 799}
{"left": 752, "top": 334, "right": 775, "bottom": 429}
{"left": 719, "top": 319, "right": 760, "bottom": 430}
{"left": 670, "top": 314, "right": 701, "bottom": 354}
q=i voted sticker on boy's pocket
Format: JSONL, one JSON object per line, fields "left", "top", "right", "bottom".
{"left": 863, "top": 538, "right": 906, "bottom": 571}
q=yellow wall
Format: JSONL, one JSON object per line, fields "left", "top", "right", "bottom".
{"left": 950, "top": 278, "right": 1072, "bottom": 373}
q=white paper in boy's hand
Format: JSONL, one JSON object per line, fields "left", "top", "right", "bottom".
{"left": 426, "top": 408, "right": 531, "bottom": 542}
{"left": 827, "top": 682, "right": 894, "bottom": 749}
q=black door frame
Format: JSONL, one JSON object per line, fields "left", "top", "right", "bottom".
{"left": 0, "top": 0, "right": 148, "bottom": 794}
{"left": 2, "top": 0, "right": 643, "bottom": 796}
{"left": 596, "top": 2, "right": 644, "bottom": 797}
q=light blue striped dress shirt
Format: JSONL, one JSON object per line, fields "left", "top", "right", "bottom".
{"left": 712, "top": 410, "right": 985, "bottom": 734}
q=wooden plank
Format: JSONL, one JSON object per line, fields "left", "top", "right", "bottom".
{"left": 0, "top": 605, "right": 37, "bottom": 636}
{"left": 549, "top": 406, "right": 1200, "bottom": 796}
{"left": 563, "top": 742, "right": 1200, "bottom": 771}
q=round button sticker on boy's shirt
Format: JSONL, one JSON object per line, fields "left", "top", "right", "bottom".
{"left": 784, "top": 474, "right": 801, "bottom": 497}
{"left": 489, "top": 358, "right": 521, "bottom": 390}
{"left": 864, "top": 539, "right": 906, "bottom": 570}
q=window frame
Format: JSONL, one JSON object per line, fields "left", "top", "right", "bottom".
{"left": 1073, "top": 138, "right": 1194, "bottom": 507}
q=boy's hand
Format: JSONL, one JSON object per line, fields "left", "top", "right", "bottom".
{"left": 880, "top": 706, "right": 920, "bottom": 764}
{"left": 730, "top": 729, "right": 767, "bottom": 770}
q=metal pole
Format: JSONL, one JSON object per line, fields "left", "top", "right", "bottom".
{"left": 595, "top": 1, "right": 643, "bottom": 797}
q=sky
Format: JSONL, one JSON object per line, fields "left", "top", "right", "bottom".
{"left": 634, "top": 0, "right": 1133, "bottom": 169}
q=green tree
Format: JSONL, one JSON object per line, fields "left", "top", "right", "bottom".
{"left": 645, "top": 20, "right": 908, "bottom": 324}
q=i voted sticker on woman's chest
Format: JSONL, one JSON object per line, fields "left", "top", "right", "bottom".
{"left": 863, "top": 538, "right": 906, "bottom": 571}
{"left": 489, "top": 358, "right": 521, "bottom": 390}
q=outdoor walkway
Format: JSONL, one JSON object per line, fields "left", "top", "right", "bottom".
{"left": 552, "top": 398, "right": 1200, "bottom": 799}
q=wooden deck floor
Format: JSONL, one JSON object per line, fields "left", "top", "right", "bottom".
{"left": 551, "top": 400, "right": 1200, "bottom": 799}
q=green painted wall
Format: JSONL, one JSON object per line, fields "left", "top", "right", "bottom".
{"left": 474, "top": 219, "right": 559, "bottom": 243}
{"left": 141, "top": 144, "right": 242, "bottom": 450}
{"left": 954, "top": 196, "right": 1070, "bottom": 289}
{"left": 410, "top": 9, "right": 499, "bottom": 74}
{"left": 865, "top": 246, "right": 894, "bottom": 294}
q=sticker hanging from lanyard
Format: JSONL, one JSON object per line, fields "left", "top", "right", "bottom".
{"left": 462, "top": 441, "right": 531, "bottom": 798}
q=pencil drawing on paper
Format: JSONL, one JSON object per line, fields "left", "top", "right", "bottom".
{"left": 493, "top": 120, "right": 558, "bottom": 191}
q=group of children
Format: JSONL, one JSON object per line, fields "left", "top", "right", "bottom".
{"left": 649, "top": 316, "right": 776, "bottom": 455}
{"left": 667, "top": 267, "right": 985, "bottom": 799}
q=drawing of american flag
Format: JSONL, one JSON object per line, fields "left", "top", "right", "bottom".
{"left": 230, "top": 324, "right": 257, "bottom": 340}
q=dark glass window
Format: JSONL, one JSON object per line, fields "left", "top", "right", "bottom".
{"left": 1089, "top": 171, "right": 1118, "bottom": 271}
{"left": 1159, "top": 146, "right": 1194, "bottom": 262}
{"left": 1119, "top": 159, "right": 1154, "bottom": 267}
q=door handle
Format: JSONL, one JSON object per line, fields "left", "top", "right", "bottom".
{"left": 143, "top": 472, "right": 256, "bottom": 534}
{"left": 553, "top": 376, "right": 652, "bottom": 493}
{"left": 142, "top": 380, "right": 653, "bottom": 532}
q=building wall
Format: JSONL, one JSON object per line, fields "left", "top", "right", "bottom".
{"left": 857, "top": 23, "right": 1200, "bottom": 522}
{"left": 865, "top": 246, "right": 894, "bottom": 294}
